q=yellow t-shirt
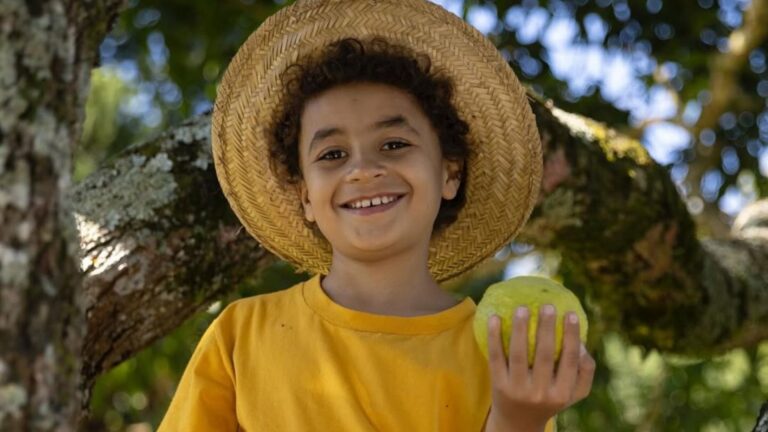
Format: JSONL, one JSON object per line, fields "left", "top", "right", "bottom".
{"left": 158, "top": 274, "right": 555, "bottom": 431}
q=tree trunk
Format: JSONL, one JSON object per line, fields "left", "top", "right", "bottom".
{"left": 73, "top": 98, "right": 768, "bottom": 396}
{"left": 0, "top": 1, "right": 123, "bottom": 430}
{"left": 3, "top": 2, "right": 767, "bottom": 424}
{"left": 754, "top": 401, "right": 768, "bottom": 432}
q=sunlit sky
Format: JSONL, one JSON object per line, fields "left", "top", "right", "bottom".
{"left": 426, "top": 0, "right": 766, "bottom": 276}
{"left": 435, "top": 0, "right": 765, "bottom": 207}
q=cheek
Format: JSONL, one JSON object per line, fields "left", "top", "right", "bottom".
{"left": 303, "top": 171, "right": 336, "bottom": 205}
{"left": 406, "top": 165, "right": 444, "bottom": 214}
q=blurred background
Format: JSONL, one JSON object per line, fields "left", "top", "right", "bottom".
{"left": 78, "top": 0, "right": 768, "bottom": 430}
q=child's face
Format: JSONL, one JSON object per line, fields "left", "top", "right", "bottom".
{"left": 297, "top": 82, "right": 462, "bottom": 260}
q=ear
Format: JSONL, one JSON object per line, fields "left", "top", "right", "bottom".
{"left": 297, "top": 181, "right": 315, "bottom": 223}
{"left": 441, "top": 159, "right": 462, "bottom": 200}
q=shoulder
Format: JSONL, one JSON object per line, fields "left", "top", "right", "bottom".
{"left": 213, "top": 277, "right": 309, "bottom": 331}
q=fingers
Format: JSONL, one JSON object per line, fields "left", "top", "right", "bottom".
{"left": 552, "top": 312, "right": 581, "bottom": 398}
{"left": 571, "top": 345, "right": 596, "bottom": 403}
{"left": 531, "top": 304, "right": 556, "bottom": 389}
{"left": 507, "top": 306, "right": 530, "bottom": 384}
{"left": 486, "top": 305, "right": 596, "bottom": 412}
{"left": 487, "top": 315, "right": 508, "bottom": 378}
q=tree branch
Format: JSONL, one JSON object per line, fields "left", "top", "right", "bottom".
{"left": 72, "top": 116, "right": 275, "bottom": 397}
{"left": 74, "top": 97, "right": 768, "bottom": 398}
{"left": 526, "top": 97, "right": 768, "bottom": 354}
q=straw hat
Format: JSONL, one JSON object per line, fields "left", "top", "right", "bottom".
{"left": 211, "top": 0, "right": 542, "bottom": 282}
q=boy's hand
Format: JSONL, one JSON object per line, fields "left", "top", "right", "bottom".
{"left": 483, "top": 305, "right": 596, "bottom": 432}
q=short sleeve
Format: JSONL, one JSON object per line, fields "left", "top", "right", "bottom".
{"left": 157, "top": 316, "right": 237, "bottom": 432}
{"left": 546, "top": 416, "right": 556, "bottom": 432}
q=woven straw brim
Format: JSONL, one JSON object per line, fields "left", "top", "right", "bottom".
{"left": 212, "top": 0, "right": 542, "bottom": 282}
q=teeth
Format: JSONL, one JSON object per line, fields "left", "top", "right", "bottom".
{"left": 349, "top": 195, "right": 398, "bottom": 209}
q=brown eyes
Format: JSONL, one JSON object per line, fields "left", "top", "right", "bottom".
{"left": 319, "top": 149, "right": 346, "bottom": 160}
{"left": 382, "top": 140, "right": 409, "bottom": 151}
{"left": 317, "top": 141, "right": 410, "bottom": 161}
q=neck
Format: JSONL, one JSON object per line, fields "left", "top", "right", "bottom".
{"left": 321, "top": 243, "right": 459, "bottom": 316}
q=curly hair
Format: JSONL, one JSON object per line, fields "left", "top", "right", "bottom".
{"left": 269, "top": 37, "right": 471, "bottom": 234}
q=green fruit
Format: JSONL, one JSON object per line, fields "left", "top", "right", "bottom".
{"left": 473, "top": 276, "right": 588, "bottom": 366}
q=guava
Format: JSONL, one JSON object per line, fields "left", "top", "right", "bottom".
{"left": 473, "top": 275, "right": 588, "bottom": 366}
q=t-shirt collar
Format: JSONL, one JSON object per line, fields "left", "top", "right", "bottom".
{"left": 302, "top": 274, "right": 476, "bottom": 334}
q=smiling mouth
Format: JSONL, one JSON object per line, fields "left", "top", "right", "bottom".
{"left": 341, "top": 194, "right": 405, "bottom": 215}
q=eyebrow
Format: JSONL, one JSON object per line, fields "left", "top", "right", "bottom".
{"left": 308, "top": 114, "right": 419, "bottom": 153}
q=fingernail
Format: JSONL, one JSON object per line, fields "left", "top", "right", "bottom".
{"left": 542, "top": 304, "right": 555, "bottom": 315}
{"left": 569, "top": 313, "right": 578, "bottom": 324}
{"left": 489, "top": 315, "right": 501, "bottom": 328}
{"left": 580, "top": 344, "right": 587, "bottom": 356}
{"left": 516, "top": 306, "right": 528, "bottom": 318}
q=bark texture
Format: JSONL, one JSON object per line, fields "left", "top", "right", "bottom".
{"left": 754, "top": 401, "right": 768, "bottom": 432}
{"left": 0, "top": 0, "right": 123, "bottom": 430}
{"left": 3, "top": 2, "right": 765, "bottom": 429}
{"left": 73, "top": 99, "right": 768, "bottom": 394}
{"left": 73, "top": 116, "right": 274, "bottom": 397}
{"left": 526, "top": 98, "right": 768, "bottom": 355}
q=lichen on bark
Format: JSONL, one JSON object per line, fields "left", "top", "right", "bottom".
{"left": 0, "top": 1, "right": 125, "bottom": 430}
{"left": 74, "top": 152, "right": 177, "bottom": 232}
{"left": 69, "top": 100, "right": 768, "bottom": 399}
{"left": 73, "top": 115, "right": 272, "bottom": 396}
{"left": 525, "top": 96, "right": 768, "bottom": 357}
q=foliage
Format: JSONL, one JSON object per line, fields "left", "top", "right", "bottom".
{"left": 80, "top": 0, "right": 768, "bottom": 430}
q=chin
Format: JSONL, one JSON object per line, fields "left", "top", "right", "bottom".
{"left": 349, "top": 238, "right": 398, "bottom": 254}
{"left": 336, "top": 235, "right": 404, "bottom": 257}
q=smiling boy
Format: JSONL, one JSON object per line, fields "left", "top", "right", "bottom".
{"left": 297, "top": 81, "right": 464, "bottom": 316}
{"left": 158, "top": 1, "right": 594, "bottom": 431}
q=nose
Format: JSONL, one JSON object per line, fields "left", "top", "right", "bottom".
{"left": 344, "top": 153, "right": 386, "bottom": 183}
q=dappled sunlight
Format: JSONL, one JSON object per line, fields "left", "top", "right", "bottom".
{"left": 75, "top": 212, "right": 131, "bottom": 277}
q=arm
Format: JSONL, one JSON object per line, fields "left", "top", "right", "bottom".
{"left": 157, "top": 316, "right": 237, "bottom": 432}
{"left": 483, "top": 413, "right": 556, "bottom": 432}
{"left": 483, "top": 306, "right": 595, "bottom": 432}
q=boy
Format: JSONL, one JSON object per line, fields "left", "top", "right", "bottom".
{"left": 158, "top": 1, "right": 595, "bottom": 431}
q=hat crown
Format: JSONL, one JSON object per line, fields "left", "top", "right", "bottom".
{"left": 212, "top": 0, "right": 542, "bottom": 281}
